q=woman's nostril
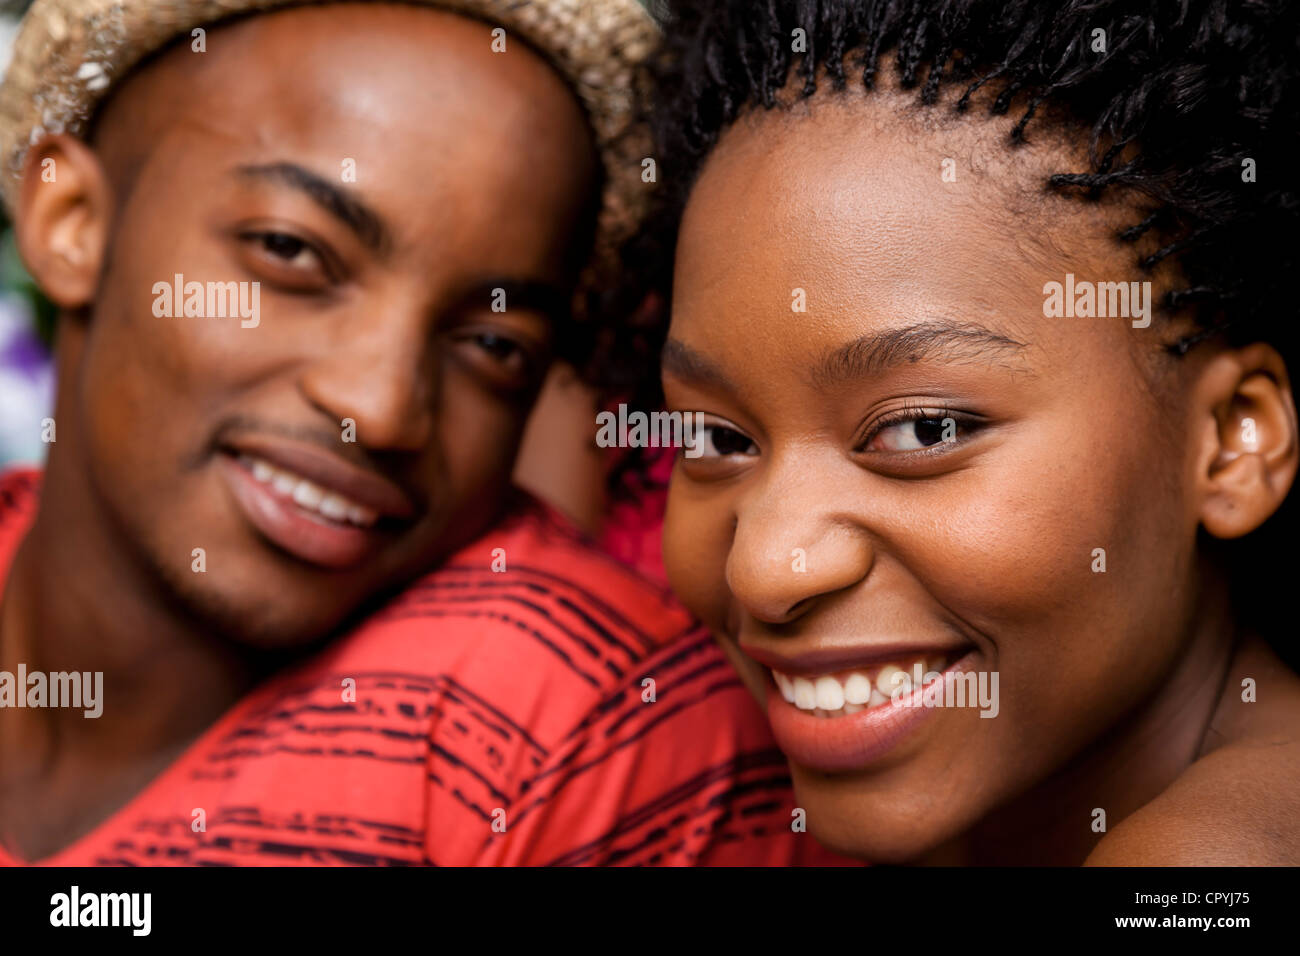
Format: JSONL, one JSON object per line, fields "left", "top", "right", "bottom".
{"left": 784, "top": 597, "right": 812, "bottom": 620}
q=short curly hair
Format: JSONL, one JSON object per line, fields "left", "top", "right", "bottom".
{"left": 599, "top": 0, "right": 1299, "bottom": 659}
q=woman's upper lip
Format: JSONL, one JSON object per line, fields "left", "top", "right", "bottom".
{"left": 222, "top": 435, "right": 417, "bottom": 520}
{"left": 738, "top": 640, "right": 973, "bottom": 676}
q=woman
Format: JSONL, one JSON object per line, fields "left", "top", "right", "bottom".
{"left": 640, "top": 0, "right": 1300, "bottom": 864}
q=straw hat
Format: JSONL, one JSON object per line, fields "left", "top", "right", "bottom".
{"left": 0, "top": 0, "right": 657, "bottom": 302}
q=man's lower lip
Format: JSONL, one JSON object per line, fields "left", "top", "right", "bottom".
{"left": 218, "top": 454, "right": 387, "bottom": 570}
{"left": 765, "top": 651, "right": 977, "bottom": 774}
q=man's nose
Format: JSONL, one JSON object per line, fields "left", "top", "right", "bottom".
{"left": 725, "top": 456, "right": 874, "bottom": 625}
{"left": 298, "top": 303, "right": 435, "bottom": 453}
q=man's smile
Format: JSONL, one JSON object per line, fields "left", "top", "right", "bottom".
{"left": 216, "top": 435, "right": 417, "bottom": 570}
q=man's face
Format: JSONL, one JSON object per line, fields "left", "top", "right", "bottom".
{"left": 47, "top": 4, "right": 597, "bottom": 643}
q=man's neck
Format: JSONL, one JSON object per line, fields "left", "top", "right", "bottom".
{"left": 0, "top": 454, "right": 260, "bottom": 775}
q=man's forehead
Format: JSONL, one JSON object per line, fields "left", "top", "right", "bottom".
{"left": 96, "top": 4, "right": 575, "bottom": 142}
{"left": 89, "top": 2, "right": 594, "bottom": 235}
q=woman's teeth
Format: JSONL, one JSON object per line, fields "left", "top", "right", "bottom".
{"left": 772, "top": 655, "right": 950, "bottom": 717}
{"left": 239, "top": 455, "right": 379, "bottom": 528}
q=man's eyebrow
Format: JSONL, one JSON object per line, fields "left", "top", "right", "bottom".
{"left": 661, "top": 338, "right": 736, "bottom": 391}
{"left": 452, "top": 279, "right": 572, "bottom": 325}
{"left": 812, "top": 321, "right": 1028, "bottom": 387}
{"left": 234, "top": 162, "right": 391, "bottom": 255}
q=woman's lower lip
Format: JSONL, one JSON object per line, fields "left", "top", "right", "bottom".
{"left": 218, "top": 454, "right": 386, "bottom": 570}
{"left": 765, "top": 652, "right": 977, "bottom": 774}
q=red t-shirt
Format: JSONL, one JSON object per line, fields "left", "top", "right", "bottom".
{"left": 0, "top": 469, "right": 852, "bottom": 866}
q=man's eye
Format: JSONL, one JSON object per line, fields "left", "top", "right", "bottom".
{"left": 865, "top": 413, "right": 964, "bottom": 452}
{"left": 472, "top": 332, "right": 523, "bottom": 362}
{"left": 452, "top": 330, "right": 542, "bottom": 390}
{"left": 698, "top": 424, "right": 759, "bottom": 458}
{"left": 243, "top": 231, "right": 322, "bottom": 271}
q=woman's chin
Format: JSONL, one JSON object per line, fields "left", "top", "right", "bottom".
{"left": 790, "top": 775, "right": 984, "bottom": 865}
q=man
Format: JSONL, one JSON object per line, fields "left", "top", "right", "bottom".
{"left": 0, "top": 0, "right": 844, "bottom": 865}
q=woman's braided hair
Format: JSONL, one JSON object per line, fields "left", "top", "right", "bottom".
{"left": 586, "top": 0, "right": 1298, "bottom": 661}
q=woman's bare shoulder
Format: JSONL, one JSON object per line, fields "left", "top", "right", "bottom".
{"left": 1086, "top": 638, "right": 1300, "bottom": 866}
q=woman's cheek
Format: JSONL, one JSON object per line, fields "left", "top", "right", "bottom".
{"left": 663, "top": 478, "right": 734, "bottom": 632}
{"left": 909, "top": 422, "right": 1129, "bottom": 618}
{"left": 905, "top": 442, "right": 1177, "bottom": 731}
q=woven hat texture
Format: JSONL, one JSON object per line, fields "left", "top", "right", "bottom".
{"left": 0, "top": 0, "right": 657, "bottom": 297}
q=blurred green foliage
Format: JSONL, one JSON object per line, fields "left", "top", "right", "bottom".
{"left": 2, "top": 4, "right": 58, "bottom": 344}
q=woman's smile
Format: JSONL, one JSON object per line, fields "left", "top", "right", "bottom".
{"left": 748, "top": 643, "right": 985, "bottom": 773}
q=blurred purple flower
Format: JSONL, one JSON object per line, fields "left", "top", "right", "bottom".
{"left": 0, "top": 296, "right": 55, "bottom": 467}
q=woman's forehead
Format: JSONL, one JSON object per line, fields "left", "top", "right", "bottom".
{"left": 678, "top": 95, "right": 1160, "bottom": 320}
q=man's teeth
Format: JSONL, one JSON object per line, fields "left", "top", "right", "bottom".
{"left": 241, "top": 455, "right": 379, "bottom": 528}
{"left": 773, "top": 655, "right": 950, "bottom": 717}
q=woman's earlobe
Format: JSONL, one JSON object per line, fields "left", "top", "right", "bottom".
{"left": 1199, "top": 345, "right": 1299, "bottom": 539}
{"left": 13, "top": 134, "right": 113, "bottom": 309}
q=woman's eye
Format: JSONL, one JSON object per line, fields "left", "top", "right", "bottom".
{"left": 698, "top": 424, "right": 759, "bottom": 458}
{"left": 865, "top": 413, "right": 961, "bottom": 452}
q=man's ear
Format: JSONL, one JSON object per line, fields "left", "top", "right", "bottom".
{"left": 1193, "top": 343, "right": 1298, "bottom": 539}
{"left": 14, "top": 134, "right": 113, "bottom": 309}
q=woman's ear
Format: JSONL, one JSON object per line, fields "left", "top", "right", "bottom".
{"left": 13, "top": 133, "right": 113, "bottom": 309}
{"left": 1193, "top": 343, "right": 1298, "bottom": 539}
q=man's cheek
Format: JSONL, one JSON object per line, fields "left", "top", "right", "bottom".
{"left": 463, "top": 413, "right": 524, "bottom": 489}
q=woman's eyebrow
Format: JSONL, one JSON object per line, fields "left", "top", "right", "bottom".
{"left": 662, "top": 321, "right": 1028, "bottom": 391}
{"left": 812, "top": 320, "right": 1029, "bottom": 387}
{"left": 661, "top": 337, "right": 736, "bottom": 390}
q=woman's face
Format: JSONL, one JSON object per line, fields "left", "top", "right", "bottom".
{"left": 661, "top": 91, "right": 1222, "bottom": 861}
